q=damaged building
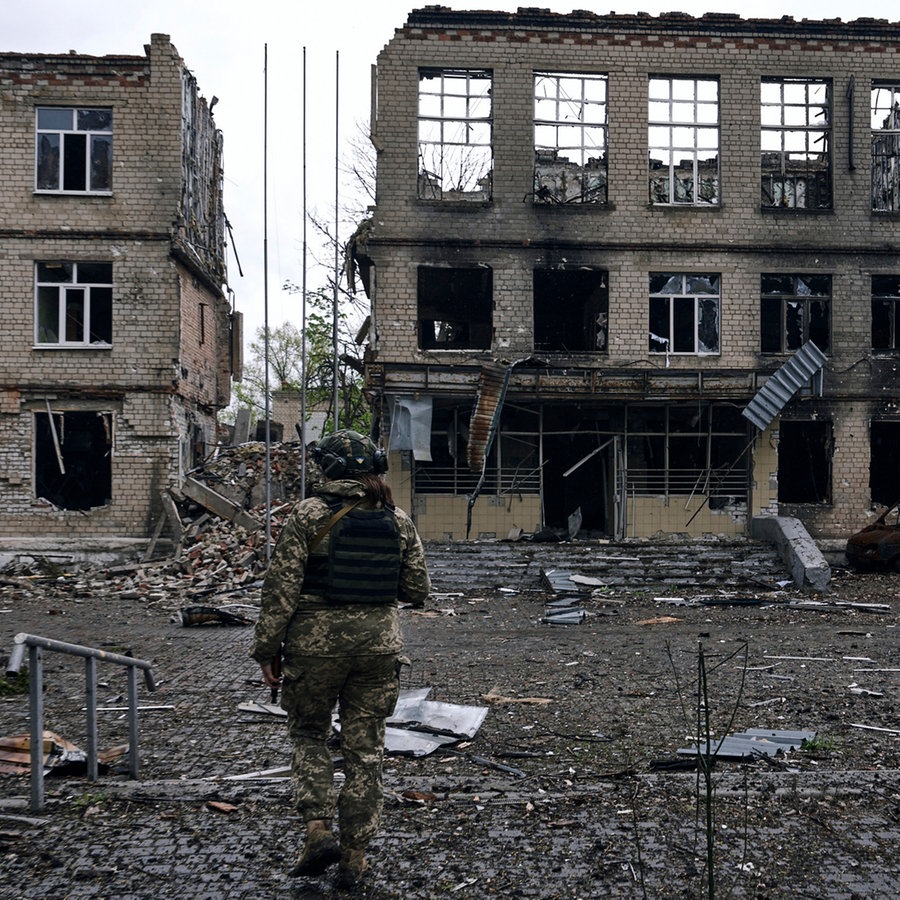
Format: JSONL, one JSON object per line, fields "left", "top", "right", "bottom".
{"left": 351, "top": 8, "right": 900, "bottom": 542}
{"left": 0, "top": 35, "right": 238, "bottom": 556}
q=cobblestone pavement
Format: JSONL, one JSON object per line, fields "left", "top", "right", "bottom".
{"left": 1, "top": 541, "right": 898, "bottom": 898}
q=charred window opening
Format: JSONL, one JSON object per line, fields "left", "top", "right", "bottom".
{"left": 761, "top": 274, "right": 830, "bottom": 353}
{"left": 871, "top": 83, "right": 900, "bottom": 212}
{"left": 418, "top": 266, "right": 492, "bottom": 350}
{"left": 35, "top": 261, "right": 113, "bottom": 346}
{"left": 418, "top": 69, "right": 492, "bottom": 201}
{"left": 777, "top": 420, "right": 832, "bottom": 504}
{"left": 34, "top": 410, "right": 112, "bottom": 510}
{"left": 870, "top": 422, "right": 900, "bottom": 506}
{"left": 534, "top": 72, "right": 608, "bottom": 205}
{"left": 648, "top": 76, "right": 719, "bottom": 206}
{"left": 35, "top": 107, "right": 112, "bottom": 194}
{"left": 649, "top": 273, "right": 720, "bottom": 355}
{"left": 761, "top": 78, "right": 832, "bottom": 210}
{"left": 871, "top": 274, "right": 900, "bottom": 352}
{"left": 534, "top": 268, "right": 608, "bottom": 352}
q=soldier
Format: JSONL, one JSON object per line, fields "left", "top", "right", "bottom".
{"left": 251, "top": 429, "right": 430, "bottom": 890}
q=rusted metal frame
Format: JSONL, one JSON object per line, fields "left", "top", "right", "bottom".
{"left": 6, "top": 633, "right": 157, "bottom": 812}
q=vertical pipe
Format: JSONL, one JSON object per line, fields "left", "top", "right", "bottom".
{"left": 85, "top": 656, "right": 98, "bottom": 781}
{"left": 300, "top": 46, "right": 308, "bottom": 498}
{"left": 29, "top": 644, "right": 43, "bottom": 813}
{"left": 332, "top": 50, "right": 340, "bottom": 431}
{"left": 127, "top": 665, "right": 139, "bottom": 779}
{"left": 263, "top": 44, "right": 272, "bottom": 561}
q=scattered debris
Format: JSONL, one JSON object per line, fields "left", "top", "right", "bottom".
{"left": 175, "top": 606, "right": 253, "bottom": 627}
{"left": 0, "top": 731, "right": 127, "bottom": 776}
{"left": 483, "top": 688, "right": 552, "bottom": 705}
{"left": 677, "top": 728, "right": 817, "bottom": 761}
{"left": 636, "top": 615, "right": 682, "bottom": 626}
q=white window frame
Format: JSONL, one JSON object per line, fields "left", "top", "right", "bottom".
{"left": 649, "top": 273, "right": 721, "bottom": 356}
{"left": 35, "top": 106, "right": 113, "bottom": 194}
{"left": 35, "top": 262, "right": 113, "bottom": 348}
{"left": 871, "top": 82, "right": 900, "bottom": 212}
{"left": 648, "top": 76, "right": 719, "bottom": 206}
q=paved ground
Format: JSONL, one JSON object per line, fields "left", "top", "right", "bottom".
{"left": 1, "top": 539, "right": 898, "bottom": 898}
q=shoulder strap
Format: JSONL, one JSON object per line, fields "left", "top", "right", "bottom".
{"left": 308, "top": 498, "right": 363, "bottom": 553}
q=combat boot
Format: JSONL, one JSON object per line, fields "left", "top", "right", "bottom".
{"left": 289, "top": 818, "right": 340, "bottom": 877}
{"left": 335, "top": 847, "right": 368, "bottom": 891}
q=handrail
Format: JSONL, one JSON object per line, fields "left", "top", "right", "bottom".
{"left": 6, "top": 632, "right": 157, "bottom": 812}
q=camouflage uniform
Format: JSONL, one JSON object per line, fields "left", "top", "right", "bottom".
{"left": 251, "top": 478, "right": 430, "bottom": 852}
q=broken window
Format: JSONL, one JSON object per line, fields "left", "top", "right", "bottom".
{"left": 760, "top": 274, "right": 830, "bottom": 353}
{"left": 626, "top": 403, "right": 748, "bottom": 500}
{"left": 648, "top": 273, "right": 720, "bottom": 355}
{"left": 34, "top": 410, "right": 113, "bottom": 510}
{"left": 870, "top": 421, "right": 900, "bottom": 506}
{"left": 35, "top": 107, "right": 112, "bottom": 193}
{"left": 871, "top": 275, "right": 900, "bottom": 351}
{"left": 533, "top": 268, "right": 608, "bottom": 352}
{"left": 418, "top": 69, "right": 492, "bottom": 201}
{"left": 777, "top": 420, "right": 831, "bottom": 504}
{"left": 648, "top": 76, "right": 719, "bottom": 205}
{"left": 761, "top": 79, "right": 831, "bottom": 209}
{"left": 417, "top": 266, "right": 492, "bottom": 350}
{"left": 35, "top": 262, "right": 113, "bottom": 346}
{"left": 534, "top": 72, "right": 608, "bottom": 204}
{"left": 871, "top": 83, "right": 900, "bottom": 212}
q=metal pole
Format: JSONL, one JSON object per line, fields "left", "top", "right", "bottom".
{"left": 85, "top": 656, "right": 98, "bottom": 781}
{"left": 332, "top": 49, "right": 340, "bottom": 431}
{"left": 301, "top": 46, "right": 308, "bottom": 497}
{"left": 29, "top": 644, "right": 43, "bottom": 813}
{"left": 263, "top": 43, "right": 272, "bottom": 561}
{"left": 127, "top": 665, "right": 140, "bottom": 779}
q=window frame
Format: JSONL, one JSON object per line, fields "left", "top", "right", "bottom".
{"left": 647, "top": 75, "right": 720, "bottom": 206}
{"left": 533, "top": 71, "right": 608, "bottom": 205}
{"left": 34, "top": 261, "right": 114, "bottom": 348}
{"left": 760, "top": 78, "right": 832, "bottom": 210}
{"left": 871, "top": 82, "right": 900, "bottom": 212}
{"left": 417, "top": 69, "right": 493, "bottom": 202}
{"left": 760, "top": 273, "right": 831, "bottom": 354}
{"left": 35, "top": 106, "right": 113, "bottom": 195}
{"left": 871, "top": 274, "right": 900, "bottom": 353}
{"left": 648, "top": 272, "right": 721, "bottom": 356}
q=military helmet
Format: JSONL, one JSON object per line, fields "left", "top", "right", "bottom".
{"left": 312, "top": 429, "right": 388, "bottom": 479}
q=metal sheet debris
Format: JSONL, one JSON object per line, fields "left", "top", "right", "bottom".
{"left": 678, "top": 728, "right": 817, "bottom": 761}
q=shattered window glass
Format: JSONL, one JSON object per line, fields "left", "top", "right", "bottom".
{"left": 35, "top": 107, "right": 113, "bottom": 193}
{"left": 417, "top": 266, "right": 492, "bottom": 350}
{"left": 761, "top": 79, "right": 831, "bottom": 209}
{"left": 35, "top": 261, "right": 113, "bottom": 346}
{"left": 871, "top": 83, "right": 900, "bottom": 212}
{"left": 760, "top": 273, "right": 831, "bottom": 353}
{"left": 871, "top": 274, "right": 900, "bottom": 351}
{"left": 648, "top": 77, "right": 719, "bottom": 206}
{"left": 418, "top": 69, "right": 492, "bottom": 201}
{"left": 534, "top": 72, "right": 608, "bottom": 204}
{"left": 648, "top": 273, "right": 720, "bottom": 355}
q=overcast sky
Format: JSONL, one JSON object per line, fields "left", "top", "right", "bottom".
{"left": 4, "top": 0, "right": 897, "bottom": 346}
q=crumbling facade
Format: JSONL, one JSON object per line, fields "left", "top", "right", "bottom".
{"left": 0, "top": 34, "right": 237, "bottom": 548}
{"left": 354, "top": 8, "right": 900, "bottom": 542}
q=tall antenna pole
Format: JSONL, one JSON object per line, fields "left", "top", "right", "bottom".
{"left": 300, "top": 47, "right": 308, "bottom": 498}
{"left": 332, "top": 50, "right": 340, "bottom": 432}
{"left": 263, "top": 44, "right": 272, "bottom": 559}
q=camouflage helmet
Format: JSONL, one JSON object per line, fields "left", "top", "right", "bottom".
{"left": 312, "top": 429, "right": 388, "bottom": 479}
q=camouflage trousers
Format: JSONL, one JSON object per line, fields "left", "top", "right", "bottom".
{"left": 280, "top": 652, "right": 401, "bottom": 850}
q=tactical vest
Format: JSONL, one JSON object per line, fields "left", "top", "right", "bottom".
{"left": 301, "top": 499, "right": 402, "bottom": 604}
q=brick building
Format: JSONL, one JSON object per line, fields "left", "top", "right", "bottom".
{"left": 351, "top": 8, "right": 900, "bottom": 543}
{"left": 0, "top": 34, "right": 237, "bottom": 554}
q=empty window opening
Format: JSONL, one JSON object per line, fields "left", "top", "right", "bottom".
{"left": 761, "top": 78, "right": 831, "bottom": 209}
{"left": 418, "top": 69, "right": 492, "bottom": 201}
{"left": 870, "top": 422, "right": 900, "bottom": 506}
{"left": 648, "top": 76, "right": 719, "bottom": 205}
{"left": 534, "top": 268, "right": 608, "bottom": 352}
{"left": 34, "top": 410, "right": 112, "bottom": 510}
{"left": 871, "top": 83, "right": 900, "bottom": 212}
{"left": 35, "top": 107, "right": 112, "bottom": 193}
{"left": 649, "top": 273, "right": 720, "bottom": 355}
{"left": 35, "top": 261, "right": 113, "bottom": 346}
{"left": 871, "top": 274, "right": 900, "bottom": 351}
{"left": 417, "top": 266, "right": 492, "bottom": 350}
{"left": 761, "top": 273, "right": 830, "bottom": 353}
{"left": 777, "top": 420, "right": 832, "bottom": 504}
{"left": 534, "top": 72, "right": 608, "bottom": 204}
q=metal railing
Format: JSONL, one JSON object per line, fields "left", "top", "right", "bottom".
{"left": 6, "top": 633, "right": 157, "bottom": 812}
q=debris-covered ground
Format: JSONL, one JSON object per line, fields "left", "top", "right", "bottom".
{"left": 0, "top": 445, "right": 897, "bottom": 898}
